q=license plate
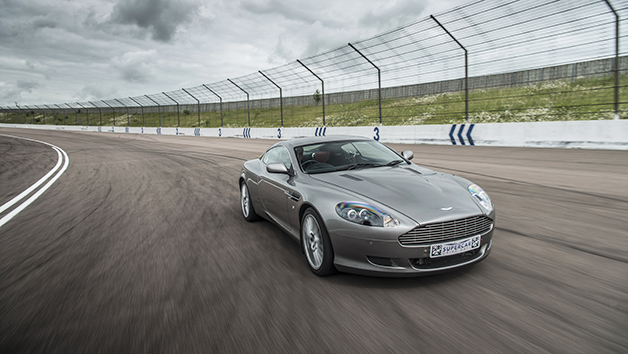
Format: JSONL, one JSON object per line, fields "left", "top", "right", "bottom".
{"left": 430, "top": 235, "right": 481, "bottom": 258}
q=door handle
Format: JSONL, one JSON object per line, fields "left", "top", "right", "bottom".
{"left": 285, "top": 191, "right": 301, "bottom": 202}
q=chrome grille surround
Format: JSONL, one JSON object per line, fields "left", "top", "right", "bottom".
{"left": 399, "top": 215, "right": 493, "bottom": 246}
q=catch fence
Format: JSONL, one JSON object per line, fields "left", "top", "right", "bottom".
{"left": 2, "top": 0, "right": 628, "bottom": 128}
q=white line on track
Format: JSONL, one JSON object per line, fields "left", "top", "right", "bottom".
{"left": 0, "top": 134, "right": 70, "bottom": 229}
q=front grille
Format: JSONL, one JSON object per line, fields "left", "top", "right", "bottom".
{"left": 399, "top": 215, "right": 493, "bottom": 246}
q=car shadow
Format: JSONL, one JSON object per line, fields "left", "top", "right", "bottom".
{"left": 325, "top": 265, "right": 480, "bottom": 290}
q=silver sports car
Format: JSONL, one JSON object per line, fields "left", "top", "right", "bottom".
{"left": 239, "top": 136, "right": 495, "bottom": 277}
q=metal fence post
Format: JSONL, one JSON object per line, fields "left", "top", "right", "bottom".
{"left": 431, "top": 15, "right": 468, "bottom": 123}
{"left": 23, "top": 105, "right": 32, "bottom": 124}
{"left": 129, "top": 97, "right": 144, "bottom": 127}
{"left": 259, "top": 70, "right": 283, "bottom": 127}
{"left": 228, "top": 79, "right": 251, "bottom": 127}
{"left": 101, "top": 100, "right": 115, "bottom": 127}
{"left": 44, "top": 104, "right": 54, "bottom": 125}
{"left": 7, "top": 106, "right": 14, "bottom": 123}
{"left": 65, "top": 103, "right": 77, "bottom": 125}
{"left": 202, "top": 84, "right": 222, "bottom": 127}
{"left": 603, "top": 0, "right": 620, "bottom": 120}
{"left": 349, "top": 43, "right": 382, "bottom": 125}
{"left": 8, "top": 106, "right": 16, "bottom": 123}
{"left": 145, "top": 95, "right": 161, "bottom": 127}
{"left": 54, "top": 104, "right": 66, "bottom": 125}
{"left": 162, "top": 92, "right": 180, "bottom": 129}
{"left": 76, "top": 103, "right": 88, "bottom": 126}
{"left": 114, "top": 99, "right": 129, "bottom": 126}
{"left": 88, "top": 102, "right": 102, "bottom": 126}
{"left": 182, "top": 88, "right": 201, "bottom": 127}
{"left": 34, "top": 105, "right": 44, "bottom": 124}
{"left": 22, "top": 105, "right": 30, "bottom": 124}
{"left": 297, "top": 59, "right": 325, "bottom": 126}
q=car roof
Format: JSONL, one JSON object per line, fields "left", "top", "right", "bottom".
{"left": 275, "top": 135, "right": 372, "bottom": 149}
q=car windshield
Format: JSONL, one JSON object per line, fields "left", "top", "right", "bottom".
{"left": 295, "top": 140, "right": 406, "bottom": 174}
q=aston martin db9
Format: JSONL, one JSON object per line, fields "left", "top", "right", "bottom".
{"left": 239, "top": 136, "right": 494, "bottom": 276}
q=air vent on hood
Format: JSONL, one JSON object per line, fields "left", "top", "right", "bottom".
{"left": 340, "top": 174, "right": 362, "bottom": 181}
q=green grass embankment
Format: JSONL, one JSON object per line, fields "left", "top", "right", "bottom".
{"left": 2, "top": 76, "right": 626, "bottom": 127}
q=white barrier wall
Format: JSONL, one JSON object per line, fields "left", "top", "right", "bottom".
{"left": 2, "top": 120, "right": 627, "bottom": 150}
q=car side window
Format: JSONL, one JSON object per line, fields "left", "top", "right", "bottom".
{"left": 262, "top": 146, "right": 292, "bottom": 170}
{"left": 261, "top": 148, "right": 274, "bottom": 165}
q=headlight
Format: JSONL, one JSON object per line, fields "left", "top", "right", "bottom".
{"left": 335, "top": 202, "right": 400, "bottom": 227}
{"left": 468, "top": 184, "right": 493, "bottom": 211}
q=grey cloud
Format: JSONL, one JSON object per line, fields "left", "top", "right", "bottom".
{"left": 110, "top": 50, "right": 158, "bottom": 83}
{"left": 240, "top": 0, "right": 347, "bottom": 29}
{"left": 359, "top": 0, "right": 429, "bottom": 31}
{"left": 0, "top": 1, "right": 59, "bottom": 39}
{"left": 110, "top": 0, "right": 200, "bottom": 42}
{"left": 78, "top": 83, "right": 118, "bottom": 101}
{"left": 0, "top": 80, "right": 42, "bottom": 103}
{"left": 242, "top": 0, "right": 318, "bottom": 24}
{"left": 0, "top": 0, "right": 51, "bottom": 18}
{"left": 0, "top": 22, "right": 19, "bottom": 40}
{"left": 32, "top": 17, "right": 58, "bottom": 29}
{"left": 270, "top": 36, "right": 293, "bottom": 63}
{"left": 17, "top": 80, "right": 41, "bottom": 92}
{"left": 0, "top": 86, "right": 21, "bottom": 103}
{"left": 250, "top": 0, "right": 430, "bottom": 63}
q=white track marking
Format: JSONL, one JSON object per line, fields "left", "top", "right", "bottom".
{"left": 0, "top": 147, "right": 63, "bottom": 214}
{"left": 0, "top": 135, "right": 70, "bottom": 229}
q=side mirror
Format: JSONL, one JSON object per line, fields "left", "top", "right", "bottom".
{"left": 267, "top": 163, "right": 291, "bottom": 174}
{"left": 401, "top": 150, "right": 414, "bottom": 160}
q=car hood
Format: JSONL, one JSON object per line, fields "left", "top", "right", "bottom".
{"left": 309, "top": 166, "right": 483, "bottom": 225}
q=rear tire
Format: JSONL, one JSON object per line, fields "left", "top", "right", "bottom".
{"left": 240, "top": 181, "right": 261, "bottom": 222}
{"left": 301, "top": 208, "right": 335, "bottom": 276}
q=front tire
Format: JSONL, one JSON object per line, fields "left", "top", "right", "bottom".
{"left": 301, "top": 208, "right": 335, "bottom": 276}
{"left": 240, "top": 181, "right": 261, "bottom": 222}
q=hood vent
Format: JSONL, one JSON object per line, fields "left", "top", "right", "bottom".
{"left": 407, "top": 168, "right": 423, "bottom": 176}
{"left": 340, "top": 174, "right": 362, "bottom": 181}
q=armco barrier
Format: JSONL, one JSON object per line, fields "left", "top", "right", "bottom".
{"left": 1, "top": 120, "right": 627, "bottom": 150}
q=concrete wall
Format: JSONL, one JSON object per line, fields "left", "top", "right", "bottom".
{"left": 3, "top": 119, "right": 626, "bottom": 150}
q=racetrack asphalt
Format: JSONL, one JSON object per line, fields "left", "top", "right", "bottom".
{"left": 0, "top": 128, "right": 626, "bottom": 354}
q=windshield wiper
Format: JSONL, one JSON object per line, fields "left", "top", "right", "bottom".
{"left": 385, "top": 159, "right": 405, "bottom": 166}
{"left": 339, "top": 160, "right": 404, "bottom": 171}
{"left": 339, "top": 163, "right": 381, "bottom": 171}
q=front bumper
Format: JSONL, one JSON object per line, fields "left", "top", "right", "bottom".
{"left": 330, "top": 227, "right": 494, "bottom": 277}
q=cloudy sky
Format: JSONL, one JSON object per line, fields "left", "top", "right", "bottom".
{"left": 0, "top": 0, "right": 470, "bottom": 107}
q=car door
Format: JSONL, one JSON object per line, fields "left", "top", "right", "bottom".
{"left": 259, "top": 146, "right": 293, "bottom": 229}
